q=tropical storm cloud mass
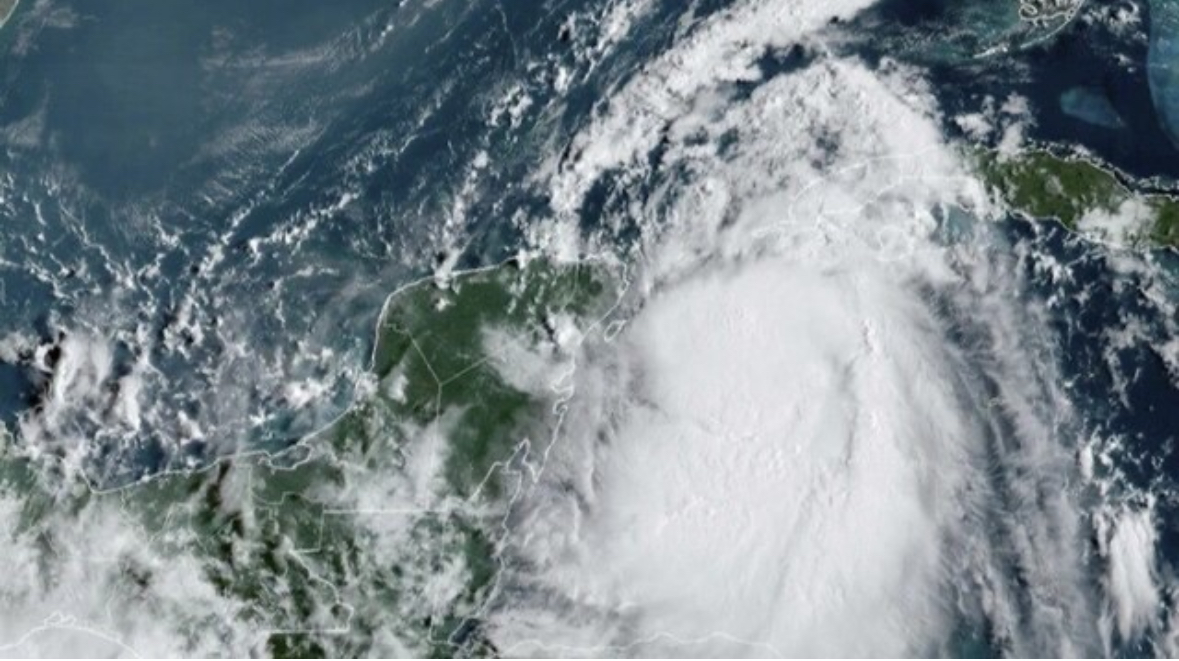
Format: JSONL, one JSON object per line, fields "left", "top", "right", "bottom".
{"left": 0, "top": 0, "right": 1178, "bottom": 657}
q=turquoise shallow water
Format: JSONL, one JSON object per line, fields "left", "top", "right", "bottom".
{"left": 1060, "top": 86, "right": 1125, "bottom": 129}
{"left": 0, "top": 0, "right": 1178, "bottom": 656}
{"left": 0, "top": 0, "right": 628, "bottom": 480}
{"left": 1151, "top": 0, "right": 1179, "bottom": 147}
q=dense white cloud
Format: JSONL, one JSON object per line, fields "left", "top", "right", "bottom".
{"left": 491, "top": 0, "right": 1105, "bottom": 656}
{"left": 0, "top": 0, "right": 1159, "bottom": 656}
{"left": 497, "top": 259, "right": 974, "bottom": 656}
{"left": 1103, "top": 506, "right": 1161, "bottom": 642}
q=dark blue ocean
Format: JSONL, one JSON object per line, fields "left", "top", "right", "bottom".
{"left": 2, "top": 0, "right": 1179, "bottom": 656}
{"left": 0, "top": 0, "right": 691, "bottom": 481}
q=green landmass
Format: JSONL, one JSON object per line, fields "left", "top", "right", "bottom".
{"left": 974, "top": 148, "right": 1179, "bottom": 248}
{"left": 368, "top": 258, "right": 608, "bottom": 499}
{"left": 0, "top": 257, "right": 616, "bottom": 657}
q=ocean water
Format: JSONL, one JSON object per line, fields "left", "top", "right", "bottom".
{"left": 1, "top": 0, "right": 1179, "bottom": 656}
{"left": 0, "top": 0, "right": 626, "bottom": 480}
{"left": 1150, "top": 0, "right": 1179, "bottom": 148}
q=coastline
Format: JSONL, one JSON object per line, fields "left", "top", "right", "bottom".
{"left": 975, "top": 145, "right": 1179, "bottom": 250}
{"left": 0, "top": 0, "right": 19, "bottom": 29}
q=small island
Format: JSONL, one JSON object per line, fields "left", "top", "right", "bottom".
{"left": 1018, "top": 0, "right": 1082, "bottom": 23}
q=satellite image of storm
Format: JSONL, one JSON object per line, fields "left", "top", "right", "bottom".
{"left": 5, "top": 0, "right": 1179, "bottom": 658}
